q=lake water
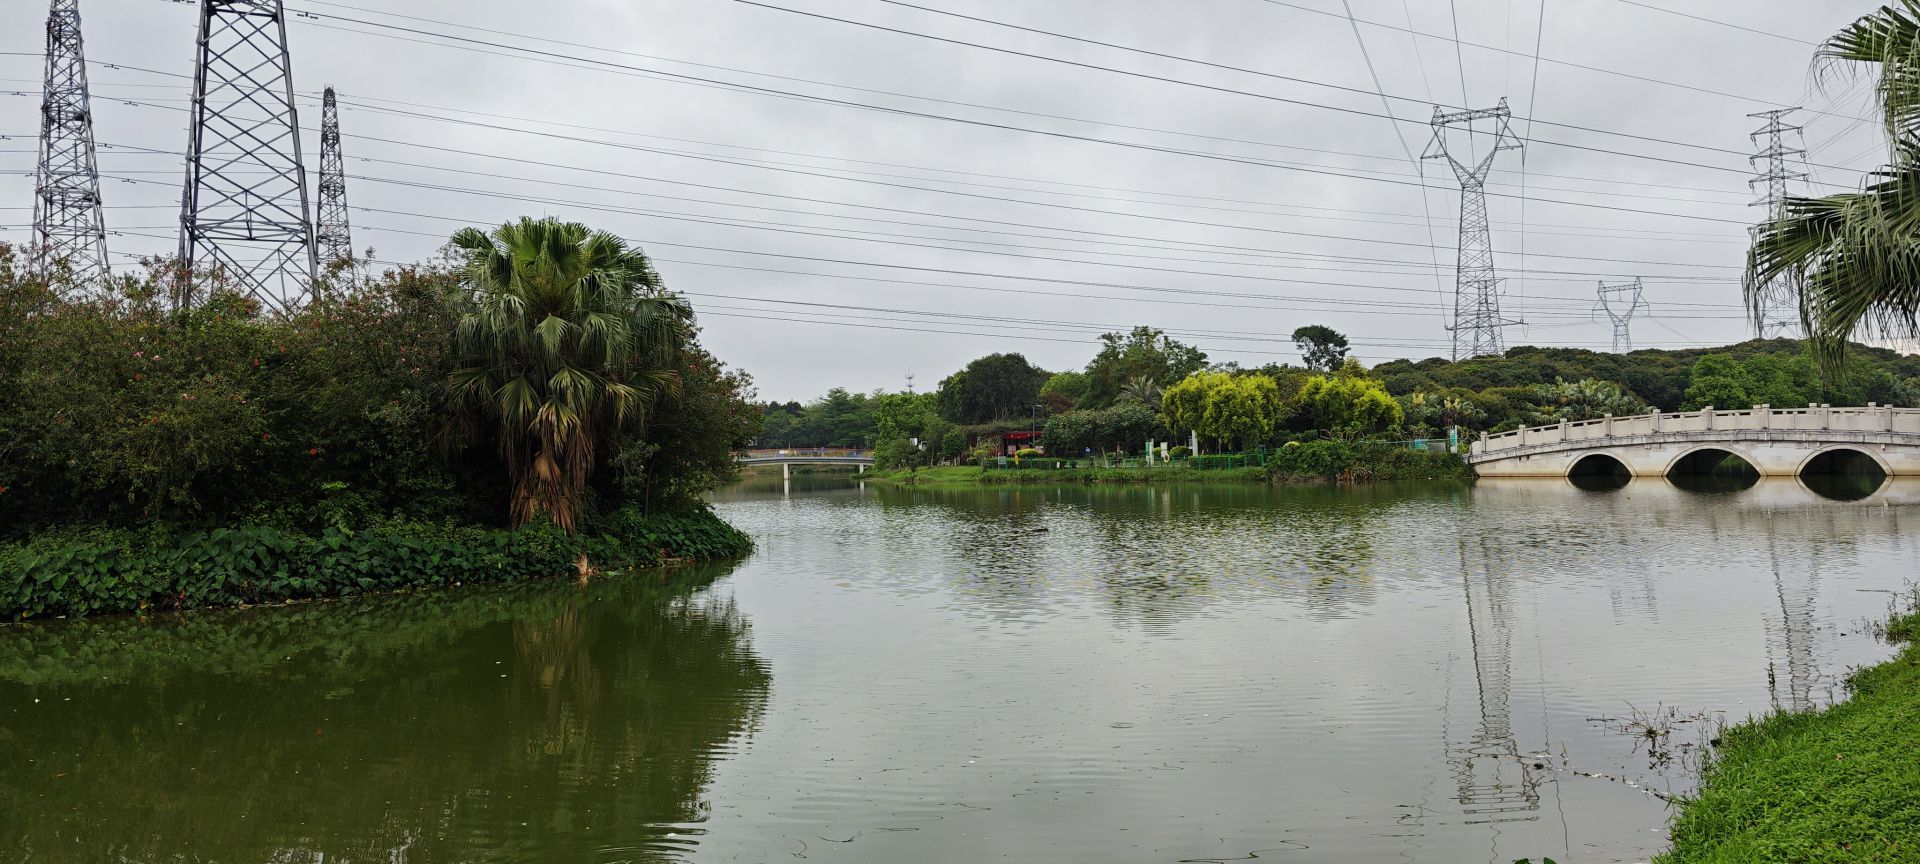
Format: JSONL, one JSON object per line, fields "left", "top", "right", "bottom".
{"left": 3, "top": 476, "right": 1917, "bottom": 863}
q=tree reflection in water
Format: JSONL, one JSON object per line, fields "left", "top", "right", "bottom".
{"left": 0, "top": 563, "right": 769, "bottom": 863}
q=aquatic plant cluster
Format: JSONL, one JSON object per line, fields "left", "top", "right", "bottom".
{"left": 0, "top": 511, "right": 752, "bottom": 619}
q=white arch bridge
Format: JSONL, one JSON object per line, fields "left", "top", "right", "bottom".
{"left": 1469, "top": 405, "right": 1920, "bottom": 478}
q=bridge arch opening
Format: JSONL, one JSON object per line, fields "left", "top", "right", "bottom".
{"left": 1799, "top": 447, "right": 1888, "bottom": 502}
{"left": 1666, "top": 447, "right": 1759, "bottom": 493}
{"left": 1566, "top": 453, "right": 1632, "bottom": 491}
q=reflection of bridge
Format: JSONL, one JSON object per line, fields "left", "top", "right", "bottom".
{"left": 736, "top": 449, "right": 875, "bottom": 478}
{"left": 1469, "top": 405, "right": 1920, "bottom": 478}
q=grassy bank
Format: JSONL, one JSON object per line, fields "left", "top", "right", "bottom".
{"left": 0, "top": 507, "right": 752, "bottom": 620}
{"left": 1657, "top": 594, "right": 1920, "bottom": 863}
{"left": 869, "top": 442, "right": 1474, "bottom": 486}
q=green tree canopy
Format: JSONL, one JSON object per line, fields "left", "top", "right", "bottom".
{"left": 1291, "top": 325, "right": 1351, "bottom": 373}
{"left": 1161, "top": 371, "right": 1285, "bottom": 451}
{"left": 1083, "top": 326, "right": 1209, "bottom": 408}
{"left": 1038, "top": 371, "right": 1089, "bottom": 413}
{"left": 615, "top": 345, "right": 762, "bottom": 511}
{"left": 936, "top": 353, "right": 1050, "bottom": 423}
{"left": 873, "top": 391, "right": 956, "bottom": 469}
{"left": 1296, "top": 373, "right": 1403, "bottom": 441}
{"left": 752, "top": 389, "right": 879, "bottom": 448}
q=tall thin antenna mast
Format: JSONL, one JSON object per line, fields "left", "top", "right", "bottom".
{"left": 178, "top": 0, "right": 316, "bottom": 311}
{"left": 1747, "top": 108, "right": 1805, "bottom": 340}
{"left": 1597, "top": 278, "right": 1646, "bottom": 353}
{"left": 32, "top": 0, "right": 108, "bottom": 288}
{"left": 1425, "top": 97, "right": 1524, "bottom": 360}
{"left": 315, "top": 85, "right": 353, "bottom": 269}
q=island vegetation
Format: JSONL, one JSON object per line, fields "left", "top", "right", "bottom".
{"left": 0, "top": 219, "right": 763, "bottom": 620}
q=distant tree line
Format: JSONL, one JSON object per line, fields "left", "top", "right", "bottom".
{"left": 756, "top": 325, "right": 1920, "bottom": 467}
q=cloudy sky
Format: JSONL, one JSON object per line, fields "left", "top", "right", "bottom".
{"left": 0, "top": 0, "right": 1893, "bottom": 400}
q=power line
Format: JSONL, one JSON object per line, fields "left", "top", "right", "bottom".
{"left": 55, "top": 123, "right": 1745, "bottom": 293}
{"left": 0, "top": 58, "right": 1770, "bottom": 213}
{"left": 82, "top": 88, "right": 1757, "bottom": 267}
{"left": 1337, "top": 0, "right": 1452, "bottom": 324}
{"left": 1515, "top": 0, "right": 1548, "bottom": 335}
{"left": 335, "top": 203, "right": 1747, "bottom": 320}
{"left": 232, "top": 0, "right": 1860, "bottom": 185}
{"left": 1255, "top": 0, "right": 1858, "bottom": 125}
{"left": 1448, "top": 0, "right": 1472, "bottom": 107}
{"left": 729, "top": 0, "right": 1815, "bottom": 177}
{"left": 271, "top": 16, "right": 1760, "bottom": 225}
{"left": 1612, "top": 0, "right": 1815, "bottom": 46}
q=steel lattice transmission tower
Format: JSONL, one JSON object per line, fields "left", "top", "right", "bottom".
{"left": 32, "top": 0, "right": 109, "bottom": 287}
{"left": 178, "top": 0, "right": 316, "bottom": 311}
{"left": 1597, "top": 278, "right": 1647, "bottom": 353}
{"left": 1747, "top": 108, "right": 1807, "bottom": 340}
{"left": 315, "top": 86, "right": 352, "bottom": 268}
{"left": 1424, "top": 98, "right": 1525, "bottom": 360}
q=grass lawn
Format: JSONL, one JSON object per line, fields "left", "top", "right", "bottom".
{"left": 1658, "top": 602, "right": 1920, "bottom": 863}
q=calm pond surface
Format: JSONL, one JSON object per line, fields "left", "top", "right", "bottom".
{"left": 3, "top": 476, "right": 1918, "bottom": 863}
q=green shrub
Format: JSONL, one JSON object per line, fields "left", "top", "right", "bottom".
{"left": 1265, "top": 441, "right": 1472, "bottom": 482}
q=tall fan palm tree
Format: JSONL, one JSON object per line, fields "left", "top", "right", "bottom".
{"left": 446, "top": 217, "right": 692, "bottom": 532}
{"left": 1749, "top": 3, "right": 1920, "bottom": 374}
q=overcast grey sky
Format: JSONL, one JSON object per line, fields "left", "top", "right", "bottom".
{"left": 0, "top": 0, "right": 1892, "bottom": 400}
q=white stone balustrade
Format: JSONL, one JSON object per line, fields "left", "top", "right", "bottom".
{"left": 1467, "top": 405, "right": 1920, "bottom": 478}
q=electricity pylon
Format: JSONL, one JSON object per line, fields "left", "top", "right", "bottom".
{"left": 32, "top": 0, "right": 108, "bottom": 287}
{"left": 315, "top": 85, "right": 352, "bottom": 269}
{"left": 1747, "top": 108, "right": 1806, "bottom": 340}
{"left": 1597, "top": 278, "right": 1647, "bottom": 353}
{"left": 178, "top": 0, "right": 316, "bottom": 312}
{"left": 1425, "top": 98, "right": 1525, "bottom": 360}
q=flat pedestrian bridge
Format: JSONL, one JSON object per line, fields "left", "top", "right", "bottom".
{"left": 735, "top": 449, "right": 875, "bottom": 477}
{"left": 1469, "top": 404, "right": 1920, "bottom": 479}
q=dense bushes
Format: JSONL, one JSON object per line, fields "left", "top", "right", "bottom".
{"left": 0, "top": 243, "right": 757, "bottom": 537}
{"left": 0, "top": 507, "right": 751, "bottom": 620}
{"left": 0, "top": 265, "right": 469, "bottom": 532}
{"left": 1266, "top": 441, "right": 1472, "bottom": 482}
{"left": 0, "top": 225, "right": 764, "bottom": 619}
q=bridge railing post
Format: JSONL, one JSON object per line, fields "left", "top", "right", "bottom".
{"left": 1703, "top": 406, "right": 1713, "bottom": 431}
{"left": 1602, "top": 413, "right": 1614, "bottom": 437}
